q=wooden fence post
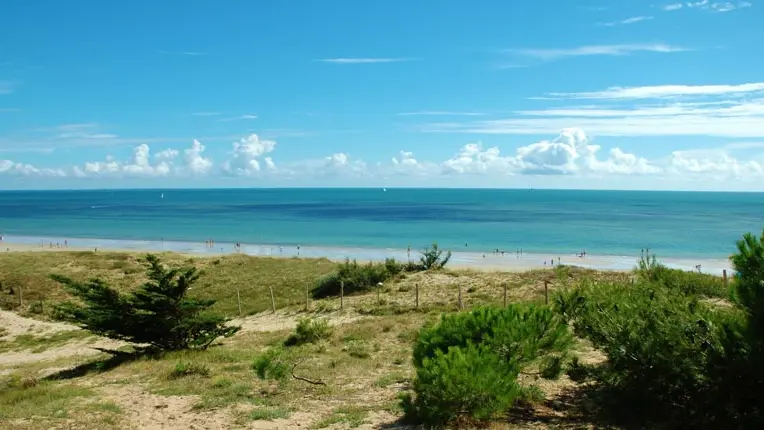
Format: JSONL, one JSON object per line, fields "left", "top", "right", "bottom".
{"left": 503, "top": 283, "right": 508, "bottom": 308}
{"left": 377, "top": 282, "right": 382, "bottom": 306}
{"left": 723, "top": 269, "right": 728, "bottom": 287}
{"left": 236, "top": 288, "right": 242, "bottom": 316}
{"left": 269, "top": 285, "right": 276, "bottom": 314}
{"left": 544, "top": 280, "right": 549, "bottom": 305}
{"left": 305, "top": 284, "right": 310, "bottom": 312}
{"left": 415, "top": 283, "right": 420, "bottom": 310}
{"left": 18, "top": 285, "right": 22, "bottom": 308}
{"left": 340, "top": 281, "right": 344, "bottom": 310}
{"left": 458, "top": 285, "right": 463, "bottom": 310}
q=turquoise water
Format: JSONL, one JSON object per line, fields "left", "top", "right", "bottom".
{"left": 0, "top": 188, "right": 761, "bottom": 259}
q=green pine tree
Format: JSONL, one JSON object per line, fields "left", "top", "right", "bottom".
{"left": 53, "top": 254, "right": 240, "bottom": 350}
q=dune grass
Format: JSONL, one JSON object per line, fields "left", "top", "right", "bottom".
{"left": 0, "top": 252, "right": 337, "bottom": 317}
{"left": 0, "top": 250, "right": 681, "bottom": 429}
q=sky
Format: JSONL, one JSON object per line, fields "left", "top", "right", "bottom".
{"left": 1, "top": 0, "right": 764, "bottom": 191}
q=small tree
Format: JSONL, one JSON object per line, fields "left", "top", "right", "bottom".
{"left": 53, "top": 254, "right": 240, "bottom": 350}
{"left": 420, "top": 243, "right": 451, "bottom": 270}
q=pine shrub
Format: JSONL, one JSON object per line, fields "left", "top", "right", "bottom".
{"left": 419, "top": 243, "right": 451, "bottom": 270}
{"left": 284, "top": 317, "right": 332, "bottom": 346}
{"left": 52, "top": 254, "right": 240, "bottom": 350}
{"left": 402, "top": 344, "right": 521, "bottom": 426}
{"left": 403, "top": 305, "right": 571, "bottom": 426}
{"left": 413, "top": 305, "right": 572, "bottom": 368}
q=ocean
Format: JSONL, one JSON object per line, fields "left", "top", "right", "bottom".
{"left": 0, "top": 189, "right": 761, "bottom": 265}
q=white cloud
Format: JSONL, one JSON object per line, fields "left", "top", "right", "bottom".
{"left": 184, "top": 140, "right": 213, "bottom": 174}
{"left": 506, "top": 44, "right": 687, "bottom": 60}
{"left": 79, "top": 140, "right": 214, "bottom": 177}
{"left": 419, "top": 82, "right": 764, "bottom": 138}
{"left": 223, "top": 134, "right": 277, "bottom": 176}
{"left": 669, "top": 150, "right": 764, "bottom": 177}
{"left": 219, "top": 114, "right": 258, "bottom": 122}
{"left": 600, "top": 16, "right": 653, "bottom": 26}
{"left": 662, "top": 3, "right": 684, "bottom": 10}
{"left": 392, "top": 151, "right": 418, "bottom": 166}
{"left": 547, "top": 83, "right": 764, "bottom": 100}
{"left": 316, "top": 58, "right": 413, "bottom": 64}
{"left": 0, "top": 159, "right": 66, "bottom": 176}
{"left": 155, "top": 148, "right": 179, "bottom": 162}
{"left": 661, "top": 1, "right": 752, "bottom": 12}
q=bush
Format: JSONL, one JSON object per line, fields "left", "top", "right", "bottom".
{"left": 252, "top": 347, "right": 289, "bottom": 381}
{"left": 168, "top": 362, "right": 210, "bottom": 379}
{"left": 312, "top": 259, "right": 409, "bottom": 299}
{"left": 413, "top": 305, "right": 572, "bottom": 368}
{"left": 403, "top": 305, "right": 571, "bottom": 426}
{"left": 636, "top": 253, "right": 729, "bottom": 298}
{"left": 402, "top": 344, "right": 521, "bottom": 426}
{"left": 419, "top": 243, "right": 451, "bottom": 270}
{"left": 284, "top": 318, "right": 332, "bottom": 346}
{"left": 52, "top": 254, "right": 240, "bottom": 350}
{"left": 555, "top": 278, "right": 736, "bottom": 427}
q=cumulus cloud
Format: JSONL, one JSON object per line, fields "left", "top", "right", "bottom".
{"left": 77, "top": 140, "right": 213, "bottom": 178}
{"left": 392, "top": 151, "right": 418, "bottom": 166}
{"left": 184, "top": 140, "right": 213, "bottom": 174}
{"left": 222, "top": 134, "right": 277, "bottom": 176}
{"left": 0, "top": 159, "right": 66, "bottom": 176}
{"left": 669, "top": 150, "right": 764, "bottom": 177}
{"left": 441, "top": 129, "right": 660, "bottom": 176}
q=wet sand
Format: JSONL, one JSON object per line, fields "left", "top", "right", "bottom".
{"left": 0, "top": 234, "right": 732, "bottom": 275}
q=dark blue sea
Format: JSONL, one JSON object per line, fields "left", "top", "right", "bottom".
{"left": 0, "top": 188, "right": 761, "bottom": 260}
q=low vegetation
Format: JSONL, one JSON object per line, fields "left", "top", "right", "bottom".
{"left": 312, "top": 243, "right": 452, "bottom": 299}
{"left": 2, "top": 230, "right": 763, "bottom": 429}
{"left": 401, "top": 305, "right": 571, "bottom": 425}
{"left": 52, "top": 254, "right": 240, "bottom": 350}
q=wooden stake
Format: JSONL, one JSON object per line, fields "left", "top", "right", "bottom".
{"left": 723, "top": 269, "right": 728, "bottom": 287}
{"left": 458, "top": 285, "right": 463, "bottom": 310}
{"left": 305, "top": 284, "right": 310, "bottom": 312}
{"left": 415, "top": 283, "right": 420, "bottom": 310}
{"left": 503, "top": 283, "right": 508, "bottom": 308}
{"left": 377, "top": 282, "right": 382, "bottom": 306}
{"left": 269, "top": 285, "right": 276, "bottom": 313}
{"left": 544, "top": 280, "right": 549, "bottom": 305}
{"left": 236, "top": 288, "right": 242, "bottom": 316}
{"left": 18, "top": 286, "right": 22, "bottom": 308}
{"left": 340, "top": 281, "right": 344, "bottom": 310}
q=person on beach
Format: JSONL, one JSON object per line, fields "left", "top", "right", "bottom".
{"left": 64, "top": 240, "right": 68, "bottom": 248}
{"left": 297, "top": 244, "right": 301, "bottom": 255}
{"left": 280, "top": 246, "right": 283, "bottom": 254}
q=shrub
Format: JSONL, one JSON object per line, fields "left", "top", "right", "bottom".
{"left": 412, "top": 305, "right": 572, "bottom": 368}
{"left": 343, "top": 339, "right": 371, "bottom": 359}
{"left": 636, "top": 253, "right": 728, "bottom": 298}
{"left": 555, "top": 279, "right": 735, "bottom": 426}
{"left": 312, "top": 259, "right": 410, "bottom": 298}
{"left": 284, "top": 318, "right": 332, "bottom": 346}
{"left": 403, "top": 305, "right": 571, "bottom": 426}
{"left": 168, "top": 362, "right": 210, "bottom": 379}
{"left": 401, "top": 344, "right": 521, "bottom": 426}
{"left": 252, "top": 347, "right": 289, "bottom": 381}
{"left": 419, "top": 243, "right": 451, "bottom": 270}
{"left": 52, "top": 254, "right": 240, "bottom": 350}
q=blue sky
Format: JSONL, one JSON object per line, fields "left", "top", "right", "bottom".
{"left": 1, "top": 0, "right": 763, "bottom": 190}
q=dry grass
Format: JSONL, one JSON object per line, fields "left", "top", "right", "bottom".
{"left": 0, "top": 251, "right": 624, "bottom": 429}
{"left": 0, "top": 251, "right": 337, "bottom": 317}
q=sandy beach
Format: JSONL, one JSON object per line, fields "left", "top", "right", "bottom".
{"left": 0, "top": 234, "right": 733, "bottom": 275}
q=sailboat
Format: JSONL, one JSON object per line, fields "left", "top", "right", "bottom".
{"left": 161, "top": 193, "right": 164, "bottom": 199}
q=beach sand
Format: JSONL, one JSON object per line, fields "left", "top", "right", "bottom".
{"left": 0, "top": 234, "right": 733, "bottom": 275}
